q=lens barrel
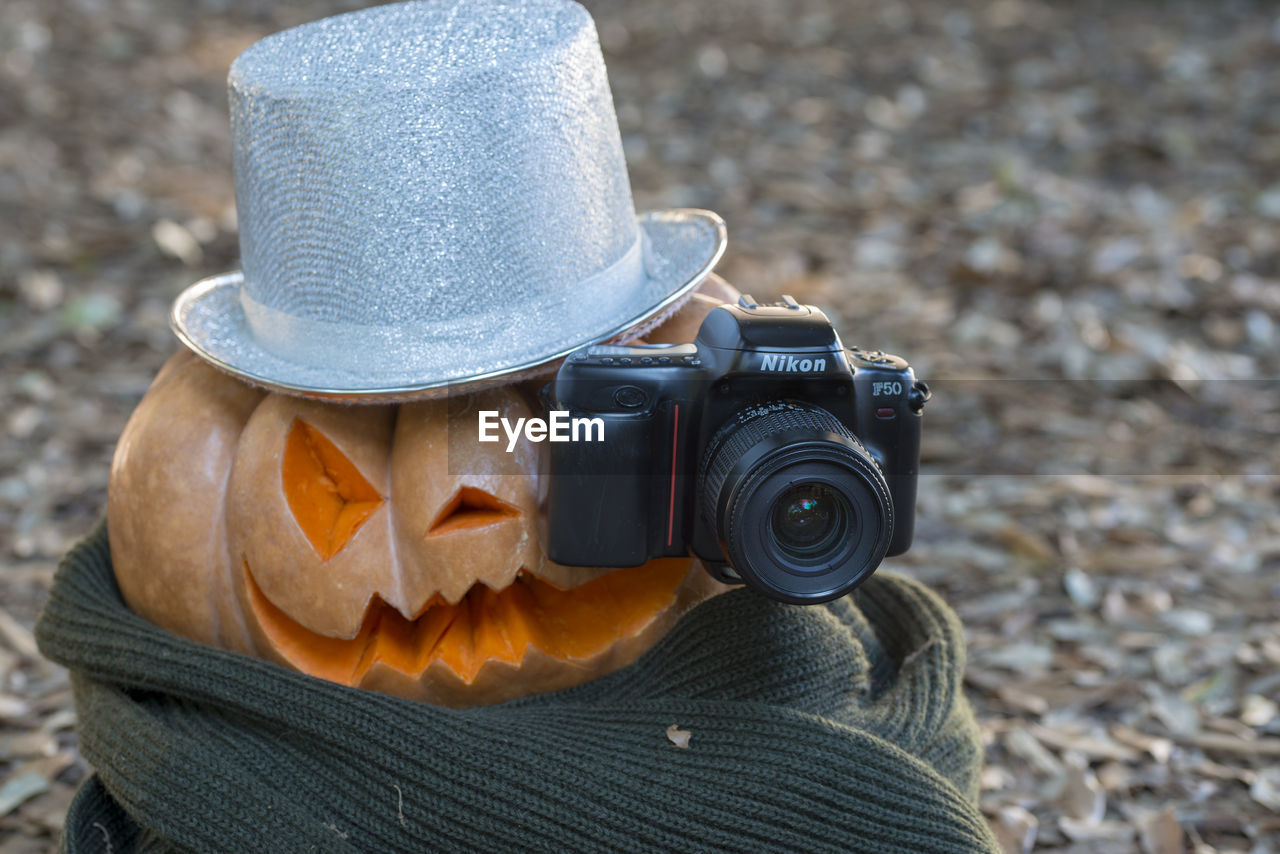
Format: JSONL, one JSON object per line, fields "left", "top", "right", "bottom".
{"left": 700, "top": 402, "right": 893, "bottom": 603}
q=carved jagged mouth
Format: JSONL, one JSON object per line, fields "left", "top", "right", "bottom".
{"left": 244, "top": 558, "right": 691, "bottom": 687}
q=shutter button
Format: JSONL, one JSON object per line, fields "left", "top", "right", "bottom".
{"left": 614, "top": 386, "right": 647, "bottom": 408}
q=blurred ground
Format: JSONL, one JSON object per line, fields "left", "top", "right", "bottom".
{"left": 2, "top": 0, "right": 1279, "bottom": 851}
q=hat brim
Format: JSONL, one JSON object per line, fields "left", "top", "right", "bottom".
{"left": 171, "top": 209, "right": 726, "bottom": 402}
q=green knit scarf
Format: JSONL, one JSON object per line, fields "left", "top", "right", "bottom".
{"left": 35, "top": 523, "right": 999, "bottom": 853}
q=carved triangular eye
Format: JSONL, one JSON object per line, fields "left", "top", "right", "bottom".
{"left": 282, "top": 419, "right": 385, "bottom": 560}
{"left": 428, "top": 487, "right": 521, "bottom": 537}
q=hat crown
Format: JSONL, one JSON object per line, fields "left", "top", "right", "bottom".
{"left": 229, "top": 0, "right": 638, "bottom": 332}
{"left": 173, "top": 0, "right": 725, "bottom": 399}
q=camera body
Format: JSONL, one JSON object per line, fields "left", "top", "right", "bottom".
{"left": 539, "top": 295, "right": 927, "bottom": 604}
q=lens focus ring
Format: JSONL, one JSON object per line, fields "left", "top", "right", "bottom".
{"left": 701, "top": 402, "right": 865, "bottom": 526}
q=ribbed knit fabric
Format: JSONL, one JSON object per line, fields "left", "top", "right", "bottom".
{"left": 35, "top": 522, "right": 1000, "bottom": 853}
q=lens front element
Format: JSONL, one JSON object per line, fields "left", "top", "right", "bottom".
{"left": 769, "top": 483, "right": 850, "bottom": 561}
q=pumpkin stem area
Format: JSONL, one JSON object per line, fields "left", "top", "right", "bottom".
{"left": 245, "top": 558, "right": 691, "bottom": 686}
{"left": 282, "top": 419, "right": 385, "bottom": 561}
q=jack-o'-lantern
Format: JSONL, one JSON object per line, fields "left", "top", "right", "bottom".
{"left": 107, "top": 287, "right": 737, "bottom": 707}
{"left": 110, "top": 0, "right": 746, "bottom": 706}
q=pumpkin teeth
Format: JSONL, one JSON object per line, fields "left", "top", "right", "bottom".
{"left": 244, "top": 558, "right": 692, "bottom": 686}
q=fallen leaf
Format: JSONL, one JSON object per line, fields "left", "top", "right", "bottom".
{"left": 1187, "top": 758, "right": 1256, "bottom": 785}
{"left": 0, "top": 771, "right": 52, "bottom": 818}
{"left": 994, "top": 523, "right": 1056, "bottom": 562}
{"left": 0, "top": 610, "right": 39, "bottom": 659}
{"left": 1136, "top": 806, "right": 1185, "bottom": 854}
{"left": 1177, "top": 732, "right": 1280, "bottom": 757}
{"left": 1250, "top": 767, "right": 1280, "bottom": 811}
{"left": 990, "top": 804, "right": 1038, "bottom": 854}
{"left": 1029, "top": 725, "right": 1139, "bottom": 763}
{"left": 0, "top": 730, "right": 58, "bottom": 762}
{"left": 1059, "top": 817, "right": 1136, "bottom": 843}
{"left": 1109, "top": 724, "right": 1174, "bottom": 764}
{"left": 1063, "top": 568, "right": 1100, "bottom": 609}
{"left": 1240, "top": 694, "right": 1277, "bottom": 728}
{"left": 151, "top": 218, "right": 203, "bottom": 265}
{"left": 665, "top": 724, "right": 691, "bottom": 749}
{"left": 38, "top": 708, "right": 76, "bottom": 735}
{"left": 0, "top": 694, "right": 31, "bottom": 722}
{"left": 1057, "top": 754, "right": 1105, "bottom": 824}
{"left": 1005, "top": 727, "right": 1066, "bottom": 779}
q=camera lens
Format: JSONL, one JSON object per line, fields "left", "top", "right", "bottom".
{"left": 700, "top": 402, "right": 893, "bottom": 604}
{"left": 769, "top": 483, "right": 849, "bottom": 561}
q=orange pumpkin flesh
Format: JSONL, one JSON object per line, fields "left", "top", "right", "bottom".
{"left": 108, "top": 275, "right": 740, "bottom": 706}
{"left": 246, "top": 556, "right": 690, "bottom": 686}
{"left": 283, "top": 418, "right": 386, "bottom": 561}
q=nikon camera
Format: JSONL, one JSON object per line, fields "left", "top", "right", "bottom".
{"left": 538, "top": 295, "right": 929, "bottom": 604}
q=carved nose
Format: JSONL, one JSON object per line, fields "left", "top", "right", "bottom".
{"left": 428, "top": 487, "right": 521, "bottom": 537}
{"left": 407, "top": 486, "right": 528, "bottom": 605}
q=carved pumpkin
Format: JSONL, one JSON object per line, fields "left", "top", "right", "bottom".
{"left": 107, "top": 279, "right": 738, "bottom": 706}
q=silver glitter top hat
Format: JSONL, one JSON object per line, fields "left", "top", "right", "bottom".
{"left": 171, "top": 0, "right": 725, "bottom": 400}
